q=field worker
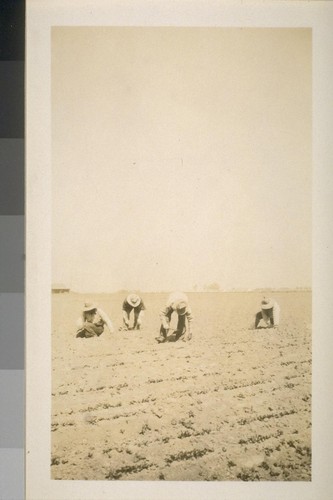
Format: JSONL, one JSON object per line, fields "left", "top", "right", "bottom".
{"left": 122, "top": 293, "right": 146, "bottom": 330}
{"left": 76, "top": 302, "right": 114, "bottom": 338}
{"left": 254, "top": 297, "right": 280, "bottom": 329}
{"left": 156, "top": 291, "right": 193, "bottom": 343}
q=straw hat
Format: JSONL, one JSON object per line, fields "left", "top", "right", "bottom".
{"left": 261, "top": 298, "right": 274, "bottom": 310}
{"left": 127, "top": 294, "right": 141, "bottom": 308}
{"left": 82, "top": 302, "right": 97, "bottom": 313}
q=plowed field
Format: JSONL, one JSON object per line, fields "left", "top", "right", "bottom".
{"left": 51, "top": 291, "right": 311, "bottom": 481}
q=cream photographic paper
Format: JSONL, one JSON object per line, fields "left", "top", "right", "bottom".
{"left": 26, "top": 1, "right": 333, "bottom": 499}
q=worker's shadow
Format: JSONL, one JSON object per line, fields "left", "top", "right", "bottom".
{"left": 165, "top": 330, "right": 185, "bottom": 342}
{"left": 251, "top": 325, "right": 274, "bottom": 330}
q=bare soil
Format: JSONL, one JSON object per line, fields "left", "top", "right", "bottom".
{"left": 51, "top": 291, "right": 311, "bottom": 481}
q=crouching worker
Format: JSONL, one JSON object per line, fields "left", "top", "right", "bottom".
{"left": 121, "top": 293, "right": 146, "bottom": 330}
{"left": 76, "top": 302, "right": 114, "bottom": 338}
{"left": 254, "top": 298, "right": 280, "bottom": 329}
{"left": 156, "top": 291, "right": 193, "bottom": 343}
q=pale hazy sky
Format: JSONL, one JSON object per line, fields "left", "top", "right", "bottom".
{"left": 52, "top": 27, "right": 311, "bottom": 292}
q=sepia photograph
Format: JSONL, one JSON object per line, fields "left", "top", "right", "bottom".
{"left": 50, "top": 27, "right": 311, "bottom": 481}
{"left": 25, "top": 1, "right": 333, "bottom": 499}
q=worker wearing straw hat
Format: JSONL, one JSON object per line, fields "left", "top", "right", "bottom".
{"left": 254, "top": 297, "right": 280, "bottom": 329}
{"left": 76, "top": 302, "right": 114, "bottom": 338}
{"left": 121, "top": 293, "right": 146, "bottom": 330}
{"left": 156, "top": 291, "right": 193, "bottom": 343}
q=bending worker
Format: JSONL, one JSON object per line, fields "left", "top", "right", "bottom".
{"left": 122, "top": 293, "right": 146, "bottom": 330}
{"left": 157, "top": 291, "right": 193, "bottom": 343}
{"left": 254, "top": 297, "right": 280, "bottom": 329}
{"left": 76, "top": 302, "right": 114, "bottom": 338}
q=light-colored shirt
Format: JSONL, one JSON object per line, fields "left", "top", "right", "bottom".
{"left": 76, "top": 308, "right": 114, "bottom": 333}
{"left": 160, "top": 292, "right": 193, "bottom": 329}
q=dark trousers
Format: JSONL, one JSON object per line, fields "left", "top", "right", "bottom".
{"left": 255, "top": 309, "right": 274, "bottom": 328}
{"left": 123, "top": 309, "right": 141, "bottom": 329}
{"left": 76, "top": 323, "right": 104, "bottom": 338}
{"left": 160, "top": 312, "right": 186, "bottom": 339}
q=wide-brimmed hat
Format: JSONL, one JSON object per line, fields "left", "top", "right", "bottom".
{"left": 261, "top": 298, "right": 274, "bottom": 310}
{"left": 176, "top": 301, "right": 187, "bottom": 315}
{"left": 127, "top": 294, "right": 141, "bottom": 307}
{"left": 82, "top": 302, "right": 97, "bottom": 313}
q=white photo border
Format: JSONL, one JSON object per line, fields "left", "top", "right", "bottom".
{"left": 26, "top": 1, "right": 333, "bottom": 499}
